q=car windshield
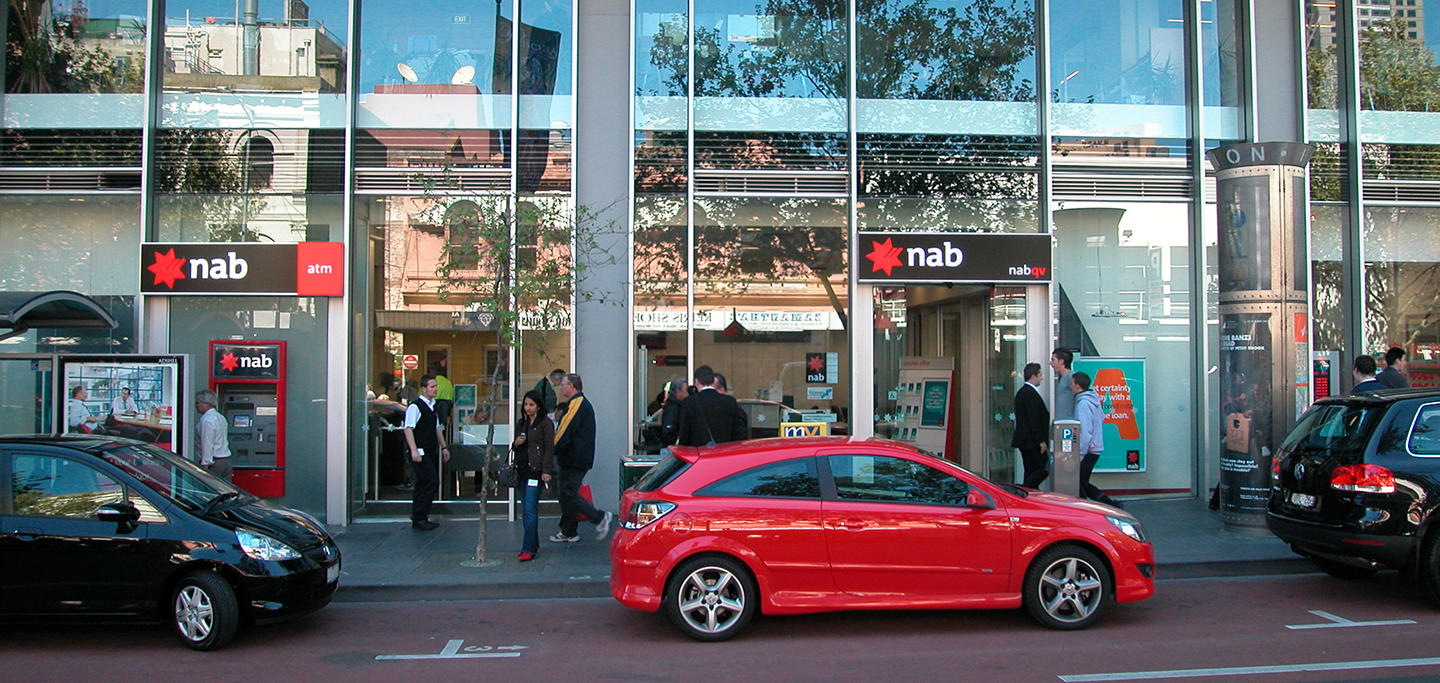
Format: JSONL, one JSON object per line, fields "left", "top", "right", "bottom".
{"left": 95, "top": 441, "right": 239, "bottom": 510}
{"left": 1281, "top": 402, "right": 1384, "bottom": 455}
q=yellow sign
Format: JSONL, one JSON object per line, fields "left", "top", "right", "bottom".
{"left": 781, "top": 422, "right": 830, "bottom": 437}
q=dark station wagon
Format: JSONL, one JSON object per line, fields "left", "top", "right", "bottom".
{"left": 0, "top": 435, "right": 340, "bottom": 650}
{"left": 1269, "top": 389, "right": 1440, "bottom": 599}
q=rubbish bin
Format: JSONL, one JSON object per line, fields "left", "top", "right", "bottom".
{"left": 621, "top": 452, "right": 664, "bottom": 491}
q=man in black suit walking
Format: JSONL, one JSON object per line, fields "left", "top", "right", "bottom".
{"left": 677, "top": 365, "right": 749, "bottom": 447}
{"left": 1013, "top": 362, "right": 1051, "bottom": 489}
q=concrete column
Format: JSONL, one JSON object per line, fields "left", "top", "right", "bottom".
{"left": 575, "top": 0, "right": 631, "bottom": 511}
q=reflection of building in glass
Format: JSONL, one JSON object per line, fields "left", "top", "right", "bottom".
{"left": 161, "top": 0, "right": 346, "bottom": 91}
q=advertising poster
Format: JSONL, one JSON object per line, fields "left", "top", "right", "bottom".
{"left": 1218, "top": 314, "right": 1275, "bottom": 517}
{"left": 58, "top": 355, "right": 186, "bottom": 452}
{"left": 920, "top": 380, "right": 950, "bottom": 427}
{"left": 1071, "top": 358, "right": 1145, "bottom": 472}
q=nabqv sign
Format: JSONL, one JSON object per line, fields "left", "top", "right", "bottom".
{"left": 858, "top": 232, "right": 1051, "bottom": 284}
{"left": 141, "top": 242, "right": 344, "bottom": 296}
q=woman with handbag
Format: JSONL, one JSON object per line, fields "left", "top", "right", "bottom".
{"left": 511, "top": 389, "right": 555, "bottom": 561}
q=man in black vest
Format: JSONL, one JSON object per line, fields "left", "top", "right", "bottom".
{"left": 403, "top": 374, "right": 449, "bottom": 530}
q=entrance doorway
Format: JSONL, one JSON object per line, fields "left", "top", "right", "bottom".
{"left": 872, "top": 286, "right": 1030, "bottom": 483}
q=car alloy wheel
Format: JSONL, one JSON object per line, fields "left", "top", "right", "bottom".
{"left": 665, "top": 556, "right": 756, "bottom": 642}
{"left": 1024, "top": 545, "right": 1110, "bottom": 630}
{"left": 172, "top": 571, "right": 240, "bottom": 651}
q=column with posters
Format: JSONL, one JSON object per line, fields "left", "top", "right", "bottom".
{"left": 1071, "top": 358, "right": 1146, "bottom": 472}
{"left": 58, "top": 355, "right": 186, "bottom": 452}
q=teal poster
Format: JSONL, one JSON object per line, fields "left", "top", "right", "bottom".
{"left": 1071, "top": 358, "right": 1145, "bottom": 473}
{"left": 920, "top": 380, "right": 949, "bottom": 427}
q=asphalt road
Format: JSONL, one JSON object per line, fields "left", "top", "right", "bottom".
{"left": 6, "top": 572, "right": 1440, "bottom": 683}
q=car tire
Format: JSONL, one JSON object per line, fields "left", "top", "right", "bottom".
{"left": 172, "top": 571, "right": 240, "bottom": 651}
{"left": 1420, "top": 531, "right": 1440, "bottom": 607}
{"left": 664, "top": 556, "right": 757, "bottom": 642}
{"left": 1023, "top": 545, "right": 1111, "bottom": 630}
{"left": 1310, "top": 555, "right": 1378, "bottom": 580}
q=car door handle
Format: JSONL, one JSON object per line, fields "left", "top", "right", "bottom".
{"left": 10, "top": 527, "right": 42, "bottom": 541}
{"left": 839, "top": 519, "right": 867, "bottom": 531}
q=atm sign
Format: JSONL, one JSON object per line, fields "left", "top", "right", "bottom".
{"left": 213, "top": 343, "right": 283, "bottom": 380}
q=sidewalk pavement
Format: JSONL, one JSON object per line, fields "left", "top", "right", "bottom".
{"left": 328, "top": 496, "right": 1310, "bottom": 603}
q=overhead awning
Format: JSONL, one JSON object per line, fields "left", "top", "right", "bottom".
{"left": 0, "top": 291, "right": 118, "bottom": 342}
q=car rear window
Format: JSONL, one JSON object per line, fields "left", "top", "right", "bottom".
{"left": 1281, "top": 402, "right": 1384, "bottom": 455}
{"left": 633, "top": 454, "right": 690, "bottom": 492}
{"left": 696, "top": 457, "right": 820, "bottom": 499}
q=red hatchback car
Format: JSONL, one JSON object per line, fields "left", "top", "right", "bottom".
{"left": 611, "top": 437, "right": 1155, "bottom": 641}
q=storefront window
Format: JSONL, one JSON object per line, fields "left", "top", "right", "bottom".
{"left": 1363, "top": 206, "right": 1440, "bottom": 358}
{"left": 1052, "top": 200, "right": 1194, "bottom": 493}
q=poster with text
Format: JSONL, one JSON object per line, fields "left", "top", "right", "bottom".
{"left": 1071, "top": 358, "right": 1145, "bottom": 472}
{"left": 58, "top": 355, "right": 186, "bottom": 453}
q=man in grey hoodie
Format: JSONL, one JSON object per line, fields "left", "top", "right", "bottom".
{"left": 1073, "top": 371, "right": 1122, "bottom": 509}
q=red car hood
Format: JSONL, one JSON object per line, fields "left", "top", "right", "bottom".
{"left": 1022, "top": 490, "right": 1127, "bottom": 516}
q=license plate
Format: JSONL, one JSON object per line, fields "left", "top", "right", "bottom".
{"left": 326, "top": 563, "right": 340, "bottom": 583}
{"left": 1289, "top": 492, "right": 1317, "bottom": 508}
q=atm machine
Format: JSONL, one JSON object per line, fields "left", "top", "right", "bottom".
{"left": 209, "top": 341, "right": 286, "bottom": 497}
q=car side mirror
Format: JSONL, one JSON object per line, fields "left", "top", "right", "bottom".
{"left": 96, "top": 501, "right": 141, "bottom": 532}
{"left": 965, "top": 489, "right": 996, "bottom": 510}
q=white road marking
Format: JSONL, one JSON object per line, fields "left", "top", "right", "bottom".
{"left": 1058, "top": 656, "right": 1440, "bottom": 682}
{"left": 375, "top": 639, "right": 525, "bottom": 660}
{"left": 1286, "top": 609, "right": 1416, "bottom": 630}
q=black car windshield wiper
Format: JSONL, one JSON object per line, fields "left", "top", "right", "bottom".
{"left": 201, "top": 491, "right": 243, "bottom": 515}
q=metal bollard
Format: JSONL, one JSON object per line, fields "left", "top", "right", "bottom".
{"left": 1052, "top": 419, "right": 1082, "bottom": 498}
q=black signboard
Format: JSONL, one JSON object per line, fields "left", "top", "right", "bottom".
{"left": 857, "top": 232, "right": 1051, "bottom": 284}
{"left": 213, "top": 343, "right": 283, "bottom": 380}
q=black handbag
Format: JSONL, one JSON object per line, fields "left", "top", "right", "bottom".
{"left": 495, "top": 461, "right": 519, "bottom": 488}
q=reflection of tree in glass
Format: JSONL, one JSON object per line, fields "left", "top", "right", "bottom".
{"left": 858, "top": 0, "right": 1034, "bottom": 102}
{"left": 7, "top": 0, "right": 146, "bottom": 94}
{"left": 750, "top": 472, "right": 820, "bottom": 498}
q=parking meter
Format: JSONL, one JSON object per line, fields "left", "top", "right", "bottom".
{"left": 1052, "top": 419, "right": 1082, "bottom": 498}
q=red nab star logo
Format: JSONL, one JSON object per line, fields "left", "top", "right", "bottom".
{"left": 808, "top": 355, "right": 825, "bottom": 372}
{"left": 865, "top": 238, "right": 903, "bottom": 276}
{"left": 147, "top": 248, "right": 187, "bottom": 289}
{"left": 219, "top": 352, "right": 239, "bottom": 372}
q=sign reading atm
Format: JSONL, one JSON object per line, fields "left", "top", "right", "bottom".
{"left": 141, "top": 242, "right": 344, "bottom": 296}
{"left": 858, "top": 232, "right": 1051, "bottom": 284}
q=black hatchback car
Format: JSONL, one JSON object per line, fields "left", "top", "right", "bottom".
{"left": 1268, "top": 389, "right": 1440, "bottom": 595}
{"left": 1, "top": 435, "right": 340, "bottom": 650}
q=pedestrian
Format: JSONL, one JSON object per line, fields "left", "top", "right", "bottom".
{"left": 549, "top": 373, "right": 613, "bottom": 543}
{"left": 1072, "top": 372, "right": 1122, "bottom": 508}
{"left": 659, "top": 379, "right": 689, "bottom": 448}
{"left": 1050, "top": 348, "right": 1076, "bottom": 421}
{"left": 403, "top": 374, "right": 449, "bottom": 530}
{"left": 533, "top": 368, "right": 564, "bottom": 414}
{"left": 1351, "top": 355, "right": 1386, "bottom": 394}
{"left": 1012, "top": 362, "right": 1051, "bottom": 489}
{"left": 677, "top": 365, "right": 748, "bottom": 447}
{"left": 194, "top": 389, "right": 234, "bottom": 481}
{"left": 1378, "top": 347, "right": 1410, "bottom": 389}
{"left": 511, "top": 389, "right": 554, "bottom": 561}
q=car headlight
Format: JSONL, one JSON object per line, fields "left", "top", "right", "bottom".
{"left": 237, "top": 528, "right": 301, "bottom": 561}
{"left": 1106, "top": 515, "right": 1148, "bottom": 542}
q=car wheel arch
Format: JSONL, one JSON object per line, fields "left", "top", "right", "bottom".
{"left": 1023, "top": 539, "right": 1117, "bottom": 597}
{"left": 155, "top": 561, "right": 250, "bottom": 620}
{"left": 661, "top": 548, "right": 767, "bottom": 616}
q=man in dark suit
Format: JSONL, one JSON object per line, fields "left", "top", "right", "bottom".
{"left": 1013, "top": 363, "right": 1051, "bottom": 489}
{"left": 1378, "top": 347, "right": 1410, "bottom": 389}
{"left": 677, "top": 365, "right": 749, "bottom": 447}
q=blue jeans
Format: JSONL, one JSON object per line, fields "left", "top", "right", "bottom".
{"left": 521, "top": 478, "right": 543, "bottom": 554}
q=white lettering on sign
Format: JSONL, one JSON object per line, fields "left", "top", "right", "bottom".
{"left": 308, "top": 263, "right": 333, "bottom": 274}
{"left": 189, "top": 252, "right": 249, "bottom": 280}
{"left": 239, "top": 354, "right": 274, "bottom": 369}
{"left": 906, "top": 242, "right": 964, "bottom": 268}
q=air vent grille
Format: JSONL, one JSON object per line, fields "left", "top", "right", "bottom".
{"left": 693, "top": 170, "right": 848, "bottom": 195}
{"left": 354, "top": 168, "right": 512, "bottom": 194}
{"left": 0, "top": 167, "right": 141, "bottom": 192}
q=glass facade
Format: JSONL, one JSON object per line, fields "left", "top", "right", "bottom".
{"left": 0, "top": 1, "right": 1433, "bottom": 521}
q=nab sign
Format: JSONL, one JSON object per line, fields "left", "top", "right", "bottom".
{"left": 142, "top": 242, "right": 344, "bottom": 296}
{"left": 858, "top": 232, "right": 1051, "bottom": 284}
{"left": 213, "top": 342, "right": 283, "bottom": 380}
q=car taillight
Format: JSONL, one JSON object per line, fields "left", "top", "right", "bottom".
{"left": 621, "top": 500, "right": 676, "bottom": 530}
{"left": 1330, "top": 464, "right": 1395, "bottom": 493}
